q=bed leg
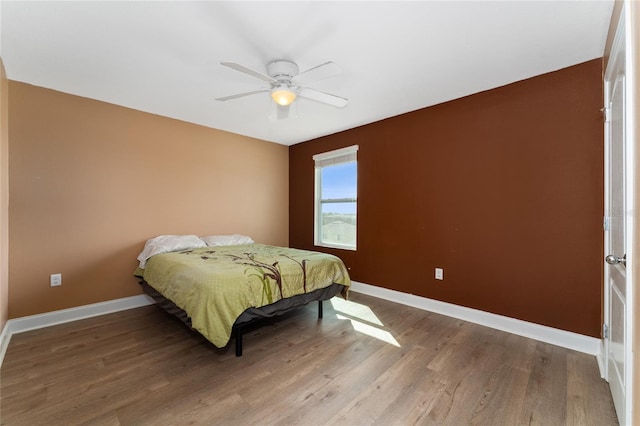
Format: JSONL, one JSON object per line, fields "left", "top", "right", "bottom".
{"left": 235, "top": 327, "right": 243, "bottom": 357}
{"left": 318, "top": 300, "right": 323, "bottom": 319}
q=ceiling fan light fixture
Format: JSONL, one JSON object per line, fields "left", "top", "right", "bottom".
{"left": 271, "top": 85, "right": 297, "bottom": 106}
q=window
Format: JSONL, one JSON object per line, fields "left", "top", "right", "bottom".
{"left": 313, "top": 145, "right": 358, "bottom": 250}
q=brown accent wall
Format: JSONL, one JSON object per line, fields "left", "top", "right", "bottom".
{"left": 9, "top": 82, "right": 288, "bottom": 318}
{"left": 0, "top": 59, "right": 9, "bottom": 333}
{"left": 290, "top": 59, "right": 604, "bottom": 337}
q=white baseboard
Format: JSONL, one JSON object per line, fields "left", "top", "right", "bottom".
{"left": 0, "top": 321, "right": 11, "bottom": 369}
{"left": 0, "top": 294, "right": 155, "bottom": 368}
{"left": 1, "top": 283, "right": 604, "bottom": 367}
{"left": 596, "top": 339, "right": 607, "bottom": 378}
{"left": 350, "top": 281, "right": 603, "bottom": 356}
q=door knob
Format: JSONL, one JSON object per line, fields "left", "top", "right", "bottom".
{"left": 605, "top": 254, "right": 626, "bottom": 267}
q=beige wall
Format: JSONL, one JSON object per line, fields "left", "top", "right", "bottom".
{"left": 0, "top": 59, "right": 8, "bottom": 333}
{"left": 8, "top": 82, "right": 288, "bottom": 318}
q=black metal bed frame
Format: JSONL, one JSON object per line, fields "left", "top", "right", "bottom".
{"left": 232, "top": 300, "right": 323, "bottom": 357}
{"left": 139, "top": 280, "right": 338, "bottom": 357}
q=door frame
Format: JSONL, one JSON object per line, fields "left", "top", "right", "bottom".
{"left": 603, "top": 2, "right": 635, "bottom": 424}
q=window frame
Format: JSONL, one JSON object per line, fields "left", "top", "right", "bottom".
{"left": 313, "top": 145, "right": 359, "bottom": 251}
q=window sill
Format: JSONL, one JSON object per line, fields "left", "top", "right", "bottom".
{"left": 315, "top": 242, "right": 356, "bottom": 251}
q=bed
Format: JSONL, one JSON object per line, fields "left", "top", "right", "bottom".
{"left": 134, "top": 235, "right": 351, "bottom": 356}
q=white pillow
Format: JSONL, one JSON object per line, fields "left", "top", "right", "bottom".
{"left": 200, "top": 234, "right": 254, "bottom": 247}
{"left": 137, "top": 235, "right": 206, "bottom": 269}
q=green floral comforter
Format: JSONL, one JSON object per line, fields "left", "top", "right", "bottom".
{"left": 135, "top": 244, "right": 351, "bottom": 347}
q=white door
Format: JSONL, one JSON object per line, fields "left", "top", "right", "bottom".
{"left": 604, "top": 8, "right": 633, "bottom": 425}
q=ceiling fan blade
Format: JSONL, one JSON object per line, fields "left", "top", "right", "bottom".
{"left": 220, "top": 61, "right": 275, "bottom": 83}
{"left": 298, "top": 87, "right": 348, "bottom": 108}
{"left": 215, "top": 89, "right": 269, "bottom": 102}
{"left": 294, "top": 61, "right": 342, "bottom": 86}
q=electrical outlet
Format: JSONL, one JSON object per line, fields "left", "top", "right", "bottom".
{"left": 50, "top": 273, "right": 62, "bottom": 287}
{"left": 435, "top": 268, "right": 444, "bottom": 280}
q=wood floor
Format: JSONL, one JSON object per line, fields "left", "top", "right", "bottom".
{"left": 0, "top": 292, "right": 617, "bottom": 425}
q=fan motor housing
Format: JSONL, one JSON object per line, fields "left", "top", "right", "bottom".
{"left": 267, "top": 60, "right": 298, "bottom": 81}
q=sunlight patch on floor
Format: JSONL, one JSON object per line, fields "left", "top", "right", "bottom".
{"left": 330, "top": 298, "right": 400, "bottom": 347}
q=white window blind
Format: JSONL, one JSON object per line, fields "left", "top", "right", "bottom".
{"left": 313, "top": 145, "right": 359, "bottom": 168}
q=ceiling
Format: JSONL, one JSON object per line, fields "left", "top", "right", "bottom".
{"left": 1, "top": 1, "right": 613, "bottom": 146}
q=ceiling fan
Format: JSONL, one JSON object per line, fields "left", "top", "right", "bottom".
{"left": 215, "top": 59, "right": 348, "bottom": 119}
